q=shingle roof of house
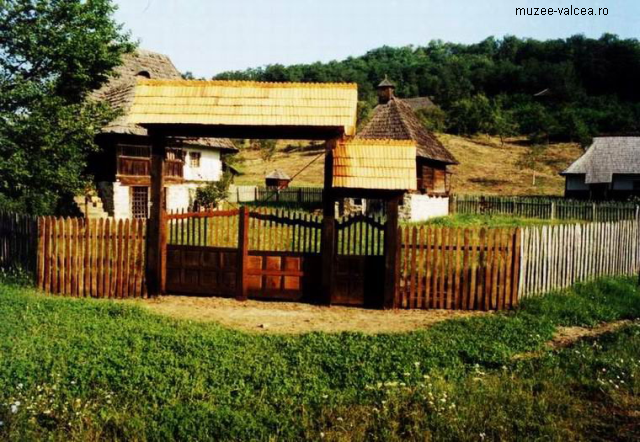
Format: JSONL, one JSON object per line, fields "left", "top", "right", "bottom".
{"left": 126, "top": 79, "right": 359, "bottom": 137}
{"left": 333, "top": 139, "right": 417, "bottom": 190}
{"left": 561, "top": 137, "right": 640, "bottom": 184}
{"left": 266, "top": 169, "right": 291, "bottom": 180}
{"left": 401, "top": 96, "right": 437, "bottom": 112}
{"left": 356, "top": 96, "right": 457, "bottom": 164}
{"left": 92, "top": 49, "right": 236, "bottom": 152}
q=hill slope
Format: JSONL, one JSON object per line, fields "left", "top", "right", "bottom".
{"left": 234, "top": 135, "right": 582, "bottom": 196}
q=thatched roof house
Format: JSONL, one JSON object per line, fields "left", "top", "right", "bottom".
{"left": 561, "top": 136, "right": 640, "bottom": 200}
{"left": 356, "top": 79, "right": 457, "bottom": 195}
{"left": 83, "top": 50, "right": 238, "bottom": 219}
{"left": 92, "top": 49, "right": 236, "bottom": 152}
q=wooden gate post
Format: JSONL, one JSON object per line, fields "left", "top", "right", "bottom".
{"left": 383, "top": 194, "right": 402, "bottom": 309}
{"left": 236, "top": 206, "right": 250, "bottom": 301}
{"left": 321, "top": 139, "right": 338, "bottom": 305}
{"left": 146, "top": 131, "right": 167, "bottom": 297}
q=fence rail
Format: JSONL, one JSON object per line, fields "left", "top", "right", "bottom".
{"left": 37, "top": 217, "right": 147, "bottom": 298}
{"left": 397, "top": 226, "right": 520, "bottom": 310}
{"left": 453, "top": 195, "right": 640, "bottom": 222}
{"left": 229, "top": 186, "right": 323, "bottom": 210}
{"left": 519, "top": 220, "right": 640, "bottom": 297}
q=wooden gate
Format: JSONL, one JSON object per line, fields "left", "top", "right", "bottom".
{"left": 333, "top": 213, "right": 386, "bottom": 307}
{"left": 166, "top": 209, "right": 240, "bottom": 296}
{"left": 165, "top": 208, "right": 323, "bottom": 301}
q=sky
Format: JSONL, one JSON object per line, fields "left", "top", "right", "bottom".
{"left": 113, "top": 0, "right": 640, "bottom": 78}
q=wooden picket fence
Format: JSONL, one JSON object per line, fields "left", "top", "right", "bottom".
{"left": 37, "top": 217, "right": 147, "bottom": 298}
{"left": 397, "top": 226, "right": 521, "bottom": 310}
{"left": 2, "top": 210, "right": 639, "bottom": 309}
{"left": 0, "top": 212, "right": 38, "bottom": 274}
{"left": 453, "top": 195, "right": 640, "bottom": 222}
{"left": 519, "top": 220, "right": 640, "bottom": 297}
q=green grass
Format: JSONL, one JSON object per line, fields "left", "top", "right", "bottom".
{"left": 1, "top": 277, "right": 639, "bottom": 440}
{"left": 420, "top": 213, "right": 583, "bottom": 228}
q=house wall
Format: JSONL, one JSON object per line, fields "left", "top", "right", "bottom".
{"left": 183, "top": 148, "right": 222, "bottom": 182}
{"left": 565, "top": 175, "right": 589, "bottom": 191}
{"left": 113, "top": 181, "right": 133, "bottom": 219}
{"left": 612, "top": 174, "right": 640, "bottom": 190}
{"left": 400, "top": 193, "right": 449, "bottom": 222}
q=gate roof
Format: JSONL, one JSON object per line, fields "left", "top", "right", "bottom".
{"left": 126, "top": 79, "right": 359, "bottom": 139}
{"left": 333, "top": 139, "right": 417, "bottom": 190}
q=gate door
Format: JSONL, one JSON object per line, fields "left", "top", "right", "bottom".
{"left": 333, "top": 213, "right": 386, "bottom": 307}
{"left": 166, "top": 210, "right": 240, "bottom": 296}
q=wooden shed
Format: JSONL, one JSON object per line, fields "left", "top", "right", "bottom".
{"left": 265, "top": 169, "right": 292, "bottom": 189}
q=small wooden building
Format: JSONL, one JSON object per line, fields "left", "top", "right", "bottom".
{"left": 265, "top": 169, "right": 291, "bottom": 189}
{"left": 356, "top": 79, "right": 458, "bottom": 220}
{"left": 561, "top": 136, "right": 640, "bottom": 200}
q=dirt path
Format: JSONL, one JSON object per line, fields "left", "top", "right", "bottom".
{"left": 549, "top": 320, "right": 632, "bottom": 349}
{"left": 513, "top": 320, "right": 634, "bottom": 360}
{"left": 133, "top": 295, "right": 487, "bottom": 334}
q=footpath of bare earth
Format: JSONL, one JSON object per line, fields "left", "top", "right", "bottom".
{"left": 234, "top": 135, "right": 583, "bottom": 196}
{"left": 136, "top": 295, "right": 487, "bottom": 334}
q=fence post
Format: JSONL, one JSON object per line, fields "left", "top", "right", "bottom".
{"left": 592, "top": 203, "right": 597, "bottom": 222}
{"left": 236, "top": 206, "right": 250, "bottom": 301}
{"left": 550, "top": 202, "right": 556, "bottom": 220}
{"left": 384, "top": 194, "right": 402, "bottom": 309}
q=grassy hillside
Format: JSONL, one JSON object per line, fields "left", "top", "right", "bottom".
{"left": 233, "top": 135, "right": 583, "bottom": 196}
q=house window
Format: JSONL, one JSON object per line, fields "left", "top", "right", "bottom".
{"left": 633, "top": 180, "right": 640, "bottom": 191}
{"left": 131, "top": 187, "right": 149, "bottom": 219}
{"left": 190, "top": 152, "right": 201, "bottom": 169}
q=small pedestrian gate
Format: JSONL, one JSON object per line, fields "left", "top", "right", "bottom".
{"left": 333, "top": 213, "right": 386, "bottom": 307}
{"left": 165, "top": 208, "right": 386, "bottom": 306}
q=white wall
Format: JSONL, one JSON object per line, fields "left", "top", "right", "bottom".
{"left": 404, "top": 194, "right": 449, "bottom": 222}
{"left": 113, "top": 181, "right": 132, "bottom": 219}
{"left": 183, "top": 148, "right": 222, "bottom": 182}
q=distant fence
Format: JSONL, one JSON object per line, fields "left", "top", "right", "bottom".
{"left": 229, "top": 186, "right": 323, "bottom": 210}
{"left": 397, "top": 226, "right": 520, "bottom": 310}
{"left": 453, "top": 195, "right": 640, "bottom": 222}
{"left": 0, "top": 212, "right": 38, "bottom": 275}
{"left": 519, "top": 220, "right": 640, "bottom": 297}
{"left": 37, "top": 218, "right": 147, "bottom": 298}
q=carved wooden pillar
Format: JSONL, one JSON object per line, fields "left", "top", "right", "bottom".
{"left": 383, "top": 193, "right": 402, "bottom": 309}
{"left": 146, "top": 131, "right": 168, "bottom": 296}
{"left": 321, "top": 138, "right": 338, "bottom": 305}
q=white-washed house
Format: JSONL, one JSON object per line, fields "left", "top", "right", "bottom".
{"left": 79, "top": 50, "right": 237, "bottom": 219}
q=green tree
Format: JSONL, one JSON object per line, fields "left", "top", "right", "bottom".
{"left": 517, "top": 144, "right": 547, "bottom": 186}
{"left": 194, "top": 172, "right": 233, "bottom": 209}
{"left": 0, "top": 0, "right": 133, "bottom": 214}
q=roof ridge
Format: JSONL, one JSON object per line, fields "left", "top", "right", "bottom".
{"left": 136, "top": 79, "right": 359, "bottom": 89}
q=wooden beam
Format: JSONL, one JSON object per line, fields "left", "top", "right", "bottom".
{"left": 236, "top": 206, "right": 250, "bottom": 301}
{"left": 321, "top": 139, "right": 338, "bottom": 305}
{"left": 383, "top": 194, "right": 403, "bottom": 309}
{"left": 146, "top": 132, "right": 167, "bottom": 296}
{"left": 140, "top": 124, "right": 345, "bottom": 141}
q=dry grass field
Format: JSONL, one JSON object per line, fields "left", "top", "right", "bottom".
{"left": 233, "top": 135, "right": 583, "bottom": 195}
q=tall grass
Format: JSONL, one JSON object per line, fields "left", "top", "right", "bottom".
{"left": 0, "top": 277, "right": 639, "bottom": 440}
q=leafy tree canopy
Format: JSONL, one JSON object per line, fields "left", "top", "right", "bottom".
{"left": 215, "top": 35, "right": 640, "bottom": 143}
{"left": 0, "top": 0, "right": 133, "bottom": 214}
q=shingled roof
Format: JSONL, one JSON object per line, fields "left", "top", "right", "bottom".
{"left": 92, "top": 49, "right": 236, "bottom": 152}
{"left": 561, "top": 136, "right": 640, "bottom": 184}
{"left": 266, "top": 169, "right": 291, "bottom": 180}
{"left": 402, "top": 96, "right": 437, "bottom": 112}
{"left": 357, "top": 96, "right": 457, "bottom": 164}
{"left": 126, "top": 79, "right": 359, "bottom": 137}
